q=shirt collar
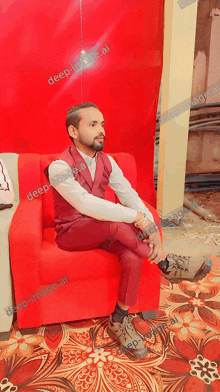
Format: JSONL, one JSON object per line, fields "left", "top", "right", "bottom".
{"left": 75, "top": 146, "right": 97, "bottom": 165}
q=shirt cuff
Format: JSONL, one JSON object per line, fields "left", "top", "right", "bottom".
{"left": 123, "top": 208, "right": 138, "bottom": 224}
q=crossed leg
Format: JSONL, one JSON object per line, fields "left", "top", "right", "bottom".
{"left": 99, "top": 239, "right": 145, "bottom": 306}
{"left": 56, "top": 218, "right": 152, "bottom": 259}
{"left": 56, "top": 219, "right": 155, "bottom": 309}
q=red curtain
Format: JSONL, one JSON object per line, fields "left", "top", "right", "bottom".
{"left": 1, "top": 0, "right": 164, "bottom": 205}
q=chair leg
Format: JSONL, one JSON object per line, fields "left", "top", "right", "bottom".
{"left": 0, "top": 331, "right": 10, "bottom": 341}
{"left": 141, "top": 310, "right": 157, "bottom": 320}
{"left": 20, "top": 327, "right": 38, "bottom": 335}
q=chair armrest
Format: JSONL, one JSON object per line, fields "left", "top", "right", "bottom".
{"left": 9, "top": 199, "right": 43, "bottom": 327}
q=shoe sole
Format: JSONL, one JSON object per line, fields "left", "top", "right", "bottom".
{"left": 107, "top": 326, "right": 148, "bottom": 361}
{"left": 167, "top": 257, "right": 213, "bottom": 284}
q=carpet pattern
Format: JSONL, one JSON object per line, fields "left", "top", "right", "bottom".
{"left": 1, "top": 257, "right": 220, "bottom": 392}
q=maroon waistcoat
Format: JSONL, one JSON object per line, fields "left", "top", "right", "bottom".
{"left": 51, "top": 144, "right": 112, "bottom": 234}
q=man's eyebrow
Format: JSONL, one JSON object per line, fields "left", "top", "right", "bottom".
{"left": 88, "top": 120, "right": 105, "bottom": 124}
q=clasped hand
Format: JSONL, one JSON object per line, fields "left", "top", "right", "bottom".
{"left": 141, "top": 220, "right": 167, "bottom": 264}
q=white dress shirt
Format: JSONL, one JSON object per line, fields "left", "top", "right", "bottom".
{"left": 0, "top": 158, "right": 14, "bottom": 205}
{"left": 48, "top": 147, "right": 154, "bottom": 224}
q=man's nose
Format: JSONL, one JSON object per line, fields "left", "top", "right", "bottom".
{"left": 98, "top": 128, "right": 105, "bottom": 136}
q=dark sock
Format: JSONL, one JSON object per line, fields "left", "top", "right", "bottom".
{"left": 158, "top": 258, "right": 169, "bottom": 272}
{"left": 111, "top": 303, "right": 129, "bottom": 323}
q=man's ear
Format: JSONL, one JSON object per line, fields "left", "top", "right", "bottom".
{"left": 68, "top": 125, "right": 77, "bottom": 139}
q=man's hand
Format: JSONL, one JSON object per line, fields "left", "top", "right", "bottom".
{"left": 133, "top": 212, "right": 167, "bottom": 264}
{"left": 143, "top": 231, "right": 167, "bottom": 264}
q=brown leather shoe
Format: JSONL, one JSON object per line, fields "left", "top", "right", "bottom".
{"left": 107, "top": 314, "right": 148, "bottom": 361}
{"left": 162, "top": 254, "right": 212, "bottom": 284}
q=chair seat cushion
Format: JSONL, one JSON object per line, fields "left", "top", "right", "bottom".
{"left": 39, "top": 240, "right": 121, "bottom": 284}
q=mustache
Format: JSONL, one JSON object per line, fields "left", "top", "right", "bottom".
{"left": 95, "top": 135, "right": 105, "bottom": 139}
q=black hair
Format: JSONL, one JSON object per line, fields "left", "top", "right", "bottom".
{"left": 66, "top": 102, "right": 99, "bottom": 142}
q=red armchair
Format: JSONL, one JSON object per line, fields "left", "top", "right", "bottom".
{"left": 9, "top": 152, "right": 162, "bottom": 329}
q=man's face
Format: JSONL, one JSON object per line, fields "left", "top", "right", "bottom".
{"left": 69, "top": 107, "right": 105, "bottom": 153}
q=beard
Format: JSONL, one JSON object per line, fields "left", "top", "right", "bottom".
{"left": 91, "top": 139, "right": 105, "bottom": 151}
{"left": 78, "top": 134, "right": 105, "bottom": 151}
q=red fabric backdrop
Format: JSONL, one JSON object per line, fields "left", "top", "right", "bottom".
{"left": 1, "top": 0, "right": 164, "bottom": 206}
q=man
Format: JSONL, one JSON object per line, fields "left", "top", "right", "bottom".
{"left": 48, "top": 102, "right": 212, "bottom": 361}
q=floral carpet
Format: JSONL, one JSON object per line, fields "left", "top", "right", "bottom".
{"left": 1, "top": 256, "right": 220, "bottom": 392}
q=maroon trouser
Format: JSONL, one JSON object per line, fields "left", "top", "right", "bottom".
{"left": 56, "top": 219, "right": 152, "bottom": 306}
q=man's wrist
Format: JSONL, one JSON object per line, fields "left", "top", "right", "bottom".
{"left": 133, "top": 211, "right": 145, "bottom": 226}
{"left": 133, "top": 211, "right": 142, "bottom": 223}
{"left": 133, "top": 211, "right": 157, "bottom": 232}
